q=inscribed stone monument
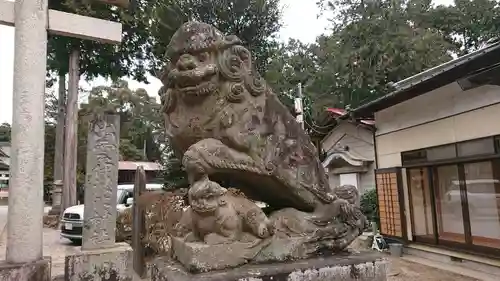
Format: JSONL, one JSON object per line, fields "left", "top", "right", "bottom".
{"left": 82, "top": 113, "right": 120, "bottom": 250}
{"left": 152, "top": 21, "right": 386, "bottom": 280}
{"left": 65, "top": 113, "right": 133, "bottom": 281}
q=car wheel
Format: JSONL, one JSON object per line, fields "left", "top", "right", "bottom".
{"left": 70, "top": 239, "right": 82, "bottom": 245}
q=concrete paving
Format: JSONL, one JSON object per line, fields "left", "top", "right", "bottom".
{"left": 0, "top": 227, "right": 76, "bottom": 277}
{"left": 0, "top": 205, "right": 70, "bottom": 277}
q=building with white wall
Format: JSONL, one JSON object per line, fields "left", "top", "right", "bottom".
{"left": 353, "top": 42, "right": 500, "bottom": 266}
{"left": 320, "top": 110, "right": 376, "bottom": 195}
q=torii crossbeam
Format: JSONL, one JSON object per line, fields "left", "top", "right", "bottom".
{"left": 0, "top": 0, "right": 122, "bottom": 44}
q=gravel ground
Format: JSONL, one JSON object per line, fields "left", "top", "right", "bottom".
{"left": 0, "top": 227, "right": 484, "bottom": 280}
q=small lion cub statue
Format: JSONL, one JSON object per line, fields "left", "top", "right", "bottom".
{"left": 178, "top": 175, "right": 272, "bottom": 245}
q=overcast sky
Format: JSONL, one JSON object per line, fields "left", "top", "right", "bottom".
{"left": 0, "top": 0, "right": 452, "bottom": 124}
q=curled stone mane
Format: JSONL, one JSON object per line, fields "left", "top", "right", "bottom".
{"left": 217, "top": 45, "right": 267, "bottom": 103}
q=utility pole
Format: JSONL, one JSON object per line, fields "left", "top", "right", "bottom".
{"left": 295, "top": 82, "right": 304, "bottom": 129}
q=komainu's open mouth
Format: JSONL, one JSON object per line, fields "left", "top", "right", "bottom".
{"left": 170, "top": 65, "right": 218, "bottom": 97}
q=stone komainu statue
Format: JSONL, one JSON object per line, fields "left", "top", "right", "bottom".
{"left": 158, "top": 21, "right": 367, "bottom": 270}
{"left": 159, "top": 21, "right": 330, "bottom": 211}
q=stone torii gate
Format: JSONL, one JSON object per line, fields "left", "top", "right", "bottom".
{"left": 0, "top": 0, "right": 126, "bottom": 279}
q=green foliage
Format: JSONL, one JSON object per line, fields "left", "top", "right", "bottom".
{"left": 47, "top": 0, "right": 157, "bottom": 81}
{"left": 428, "top": 0, "right": 500, "bottom": 54}
{"left": 360, "top": 188, "right": 379, "bottom": 225}
{"left": 150, "top": 0, "right": 282, "bottom": 74}
{"left": 78, "top": 79, "right": 164, "bottom": 162}
{"left": 161, "top": 146, "right": 189, "bottom": 190}
{"left": 43, "top": 80, "right": 165, "bottom": 188}
{"left": 265, "top": 39, "right": 318, "bottom": 109}
{"left": 268, "top": 0, "right": 455, "bottom": 126}
{"left": 0, "top": 123, "right": 11, "bottom": 142}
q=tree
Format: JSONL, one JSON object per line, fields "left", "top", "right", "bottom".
{"left": 265, "top": 39, "right": 319, "bottom": 109}
{"left": 265, "top": 0, "right": 461, "bottom": 137}
{"left": 264, "top": 40, "right": 336, "bottom": 135}
{"left": 78, "top": 80, "right": 163, "bottom": 162}
{"left": 269, "top": 0, "right": 455, "bottom": 122}
{"left": 42, "top": 79, "right": 188, "bottom": 191}
{"left": 41, "top": 81, "right": 165, "bottom": 188}
{"left": 150, "top": 0, "right": 282, "bottom": 74}
{"left": 47, "top": 0, "right": 157, "bottom": 82}
{"left": 314, "top": 0, "right": 455, "bottom": 108}
{"left": 428, "top": 0, "right": 500, "bottom": 54}
{"left": 161, "top": 145, "right": 189, "bottom": 190}
{"left": 45, "top": 0, "right": 161, "bottom": 204}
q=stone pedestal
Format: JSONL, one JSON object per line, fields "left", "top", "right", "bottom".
{"left": 64, "top": 243, "right": 132, "bottom": 281}
{"left": 171, "top": 237, "right": 265, "bottom": 273}
{"left": 0, "top": 257, "right": 51, "bottom": 281}
{"left": 151, "top": 252, "right": 388, "bottom": 281}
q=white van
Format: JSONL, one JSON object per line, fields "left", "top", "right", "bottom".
{"left": 60, "top": 183, "right": 163, "bottom": 243}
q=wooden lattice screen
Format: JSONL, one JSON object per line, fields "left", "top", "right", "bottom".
{"left": 376, "top": 169, "right": 405, "bottom": 239}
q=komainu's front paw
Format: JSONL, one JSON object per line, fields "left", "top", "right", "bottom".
{"left": 257, "top": 218, "right": 274, "bottom": 239}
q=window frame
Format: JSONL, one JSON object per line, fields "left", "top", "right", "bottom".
{"left": 402, "top": 136, "right": 500, "bottom": 167}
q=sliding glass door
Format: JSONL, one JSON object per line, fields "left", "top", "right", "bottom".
{"left": 408, "top": 168, "right": 435, "bottom": 242}
{"left": 408, "top": 165, "right": 467, "bottom": 244}
{"left": 463, "top": 160, "right": 500, "bottom": 249}
{"left": 433, "top": 165, "right": 467, "bottom": 244}
{"left": 408, "top": 160, "right": 500, "bottom": 253}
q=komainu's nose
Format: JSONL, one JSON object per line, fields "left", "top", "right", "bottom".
{"left": 176, "top": 54, "right": 197, "bottom": 71}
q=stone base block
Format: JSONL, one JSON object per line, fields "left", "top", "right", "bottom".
{"left": 64, "top": 243, "right": 133, "bottom": 281}
{"left": 0, "top": 257, "right": 51, "bottom": 281}
{"left": 151, "top": 252, "right": 388, "bottom": 281}
{"left": 43, "top": 214, "right": 60, "bottom": 229}
{"left": 171, "top": 237, "right": 266, "bottom": 273}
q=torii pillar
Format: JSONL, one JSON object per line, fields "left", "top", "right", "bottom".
{"left": 0, "top": 0, "right": 123, "bottom": 279}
